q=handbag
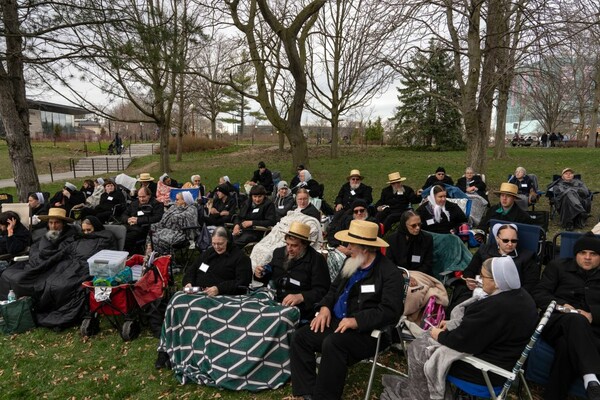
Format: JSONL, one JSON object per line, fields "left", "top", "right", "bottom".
{"left": 0, "top": 296, "right": 36, "bottom": 334}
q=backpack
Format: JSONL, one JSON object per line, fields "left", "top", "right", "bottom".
{"left": 421, "top": 296, "right": 446, "bottom": 330}
{"left": 195, "top": 224, "right": 211, "bottom": 252}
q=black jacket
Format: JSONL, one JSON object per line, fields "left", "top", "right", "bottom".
{"left": 422, "top": 175, "right": 454, "bottom": 190}
{"left": 439, "top": 289, "right": 538, "bottom": 385}
{"left": 234, "top": 198, "right": 276, "bottom": 228}
{"left": 385, "top": 230, "right": 434, "bottom": 276}
{"left": 533, "top": 258, "right": 600, "bottom": 334}
{"left": 273, "top": 195, "right": 295, "bottom": 221}
{"left": 334, "top": 182, "right": 373, "bottom": 210}
{"left": 292, "top": 179, "right": 323, "bottom": 199}
{"left": 456, "top": 175, "right": 487, "bottom": 199}
{"left": 292, "top": 203, "right": 321, "bottom": 221}
{"left": 318, "top": 254, "right": 404, "bottom": 332}
{"left": 183, "top": 244, "right": 252, "bottom": 295}
{"left": 120, "top": 198, "right": 164, "bottom": 227}
{"left": 416, "top": 200, "right": 467, "bottom": 234}
{"left": 0, "top": 222, "right": 30, "bottom": 256}
{"left": 95, "top": 190, "right": 126, "bottom": 213}
{"left": 463, "top": 244, "right": 540, "bottom": 293}
{"left": 251, "top": 168, "right": 274, "bottom": 193}
{"left": 478, "top": 203, "right": 533, "bottom": 231}
{"left": 258, "top": 245, "right": 330, "bottom": 320}
{"left": 374, "top": 185, "right": 420, "bottom": 212}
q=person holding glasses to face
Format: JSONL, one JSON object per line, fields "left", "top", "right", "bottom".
{"left": 448, "top": 223, "right": 539, "bottom": 312}
{"left": 385, "top": 210, "right": 434, "bottom": 277}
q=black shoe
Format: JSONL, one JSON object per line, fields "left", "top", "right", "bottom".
{"left": 154, "top": 351, "right": 171, "bottom": 370}
{"left": 587, "top": 381, "right": 600, "bottom": 400}
{"left": 565, "top": 223, "right": 574, "bottom": 231}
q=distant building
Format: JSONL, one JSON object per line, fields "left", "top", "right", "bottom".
{"left": 27, "top": 100, "right": 89, "bottom": 139}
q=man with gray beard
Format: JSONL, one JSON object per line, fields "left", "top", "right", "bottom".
{"left": 334, "top": 169, "right": 373, "bottom": 212}
{"left": 254, "top": 221, "right": 330, "bottom": 321}
{"left": 290, "top": 220, "right": 404, "bottom": 400}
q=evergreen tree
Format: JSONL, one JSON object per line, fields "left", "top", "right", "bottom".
{"left": 365, "top": 117, "right": 384, "bottom": 143}
{"left": 392, "top": 40, "right": 464, "bottom": 150}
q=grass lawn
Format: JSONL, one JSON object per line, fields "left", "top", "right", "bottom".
{"left": 1, "top": 143, "right": 598, "bottom": 399}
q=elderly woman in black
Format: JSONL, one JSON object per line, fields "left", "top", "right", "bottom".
{"left": 382, "top": 257, "right": 538, "bottom": 399}
{"left": 232, "top": 185, "right": 276, "bottom": 248}
{"left": 204, "top": 184, "right": 237, "bottom": 226}
{"left": 0, "top": 211, "right": 30, "bottom": 257}
{"left": 416, "top": 185, "right": 467, "bottom": 234}
{"left": 385, "top": 210, "right": 433, "bottom": 277}
{"left": 449, "top": 223, "right": 539, "bottom": 311}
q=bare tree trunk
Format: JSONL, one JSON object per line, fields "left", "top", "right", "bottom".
{"left": 330, "top": 113, "right": 339, "bottom": 158}
{"left": 210, "top": 119, "right": 217, "bottom": 140}
{"left": 494, "top": 80, "right": 509, "bottom": 158}
{"left": 0, "top": 0, "right": 40, "bottom": 201}
{"left": 176, "top": 75, "right": 185, "bottom": 162}
{"left": 278, "top": 130, "right": 285, "bottom": 152}
{"left": 588, "top": 61, "right": 600, "bottom": 148}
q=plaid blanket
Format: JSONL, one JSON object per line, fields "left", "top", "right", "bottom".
{"left": 158, "top": 290, "right": 299, "bottom": 391}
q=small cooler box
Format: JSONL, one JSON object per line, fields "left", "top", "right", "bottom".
{"left": 87, "top": 250, "right": 129, "bottom": 278}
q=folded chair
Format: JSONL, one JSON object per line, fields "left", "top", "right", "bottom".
{"left": 552, "top": 231, "right": 600, "bottom": 260}
{"left": 364, "top": 267, "right": 411, "bottom": 400}
{"left": 447, "top": 300, "right": 556, "bottom": 400}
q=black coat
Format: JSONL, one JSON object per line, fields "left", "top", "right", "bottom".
{"left": 422, "top": 175, "right": 454, "bottom": 190}
{"left": 385, "top": 230, "right": 434, "bottom": 276}
{"left": 318, "top": 254, "right": 405, "bottom": 333}
{"left": 183, "top": 244, "right": 252, "bottom": 295}
{"left": 258, "top": 245, "right": 330, "bottom": 320}
{"left": 273, "top": 195, "right": 295, "bottom": 221}
{"left": 463, "top": 244, "right": 540, "bottom": 293}
{"left": 439, "top": 289, "right": 538, "bottom": 385}
{"left": 334, "top": 182, "right": 373, "bottom": 210}
{"left": 508, "top": 175, "right": 536, "bottom": 196}
{"left": 292, "top": 179, "right": 323, "bottom": 199}
{"left": 251, "top": 168, "right": 274, "bottom": 193}
{"left": 206, "top": 195, "right": 237, "bottom": 225}
{"left": 95, "top": 190, "right": 126, "bottom": 213}
{"left": 234, "top": 198, "right": 276, "bottom": 228}
{"left": 416, "top": 200, "right": 467, "bottom": 234}
{"left": 478, "top": 203, "right": 533, "bottom": 231}
{"left": 120, "top": 198, "right": 164, "bottom": 227}
{"left": 533, "top": 258, "right": 600, "bottom": 335}
{"left": 456, "top": 175, "right": 487, "bottom": 199}
{"left": 293, "top": 203, "right": 321, "bottom": 221}
{"left": 0, "top": 222, "right": 30, "bottom": 256}
{"left": 374, "top": 185, "right": 420, "bottom": 212}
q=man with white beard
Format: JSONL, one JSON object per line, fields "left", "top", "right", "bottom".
{"left": 254, "top": 221, "right": 330, "bottom": 321}
{"left": 290, "top": 220, "right": 404, "bottom": 400}
{"left": 334, "top": 169, "right": 373, "bottom": 212}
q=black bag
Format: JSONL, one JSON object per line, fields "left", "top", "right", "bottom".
{"left": 0, "top": 296, "right": 36, "bottom": 334}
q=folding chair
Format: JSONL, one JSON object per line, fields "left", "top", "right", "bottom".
{"left": 447, "top": 300, "right": 557, "bottom": 400}
{"left": 552, "top": 231, "right": 600, "bottom": 260}
{"left": 0, "top": 193, "right": 14, "bottom": 205}
{"left": 364, "top": 267, "right": 410, "bottom": 400}
{"left": 488, "top": 219, "right": 546, "bottom": 261}
{"left": 546, "top": 174, "right": 597, "bottom": 221}
{"left": 104, "top": 224, "right": 127, "bottom": 251}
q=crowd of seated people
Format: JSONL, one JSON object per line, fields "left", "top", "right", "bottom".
{"left": 3, "top": 159, "right": 600, "bottom": 399}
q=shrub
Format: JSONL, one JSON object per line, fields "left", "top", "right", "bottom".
{"left": 167, "top": 136, "right": 230, "bottom": 153}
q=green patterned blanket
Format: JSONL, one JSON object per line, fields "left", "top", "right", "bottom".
{"left": 158, "top": 290, "right": 300, "bottom": 391}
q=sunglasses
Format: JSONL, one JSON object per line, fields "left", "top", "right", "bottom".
{"left": 350, "top": 177, "right": 361, "bottom": 181}
{"left": 499, "top": 238, "right": 518, "bottom": 244}
{"left": 408, "top": 223, "right": 421, "bottom": 228}
{"left": 353, "top": 208, "right": 366, "bottom": 214}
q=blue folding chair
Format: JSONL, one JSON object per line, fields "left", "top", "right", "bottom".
{"left": 447, "top": 301, "right": 556, "bottom": 400}
{"left": 488, "top": 219, "right": 545, "bottom": 261}
{"left": 552, "top": 231, "right": 600, "bottom": 260}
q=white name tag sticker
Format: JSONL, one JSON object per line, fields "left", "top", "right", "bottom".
{"left": 361, "top": 284, "right": 375, "bottom": 293}
{"left": 521, "top": 184, "right": 527, "bottom": 187}
{"left": 252, "top": 208, "right": 260, "bottom": 213}
{"left": 426, "top": 218, "right": 434, "bottom": 225}
{"left": 289, "top": 278, "right": 301, "bottom": 286}
{"left": 137, "top": 211, "right": 144, "bottom": 216}
{"left": 107, "top": 196, "right": 113, "bottom": 201}
{"left": 350, "top": 190, "right": 356, "bottom": 196}
{"left": 278, "top": 205, "right": 284, "bottom": 209}
{"left": 199, "top": 263, "right": 209, "bottom": 272}
{"left": 411, "top": 255, "right": 421, "bottom": 263}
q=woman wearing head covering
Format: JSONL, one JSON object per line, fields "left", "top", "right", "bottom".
{"left": 80, "top": 179, "right": 126, "bottom": 224}
{"left": 147, "top": 191, "right": 198, "bottom": 255}
{"left": 383, "top": 257, "right": 538, "bottom": 399}
{"left": 291, "top": 169, "right": 323, "bottom": 199}
{"left": 385, "top": 210, "right": 434, "bottom": 276}
{"left": 155, "top": 173, "right": 173, "bottom": 205}
{"left": 204, "top": 185, "right": 237, "bottom": 226}
{"left": 416, "top": 185, "right": 467, "bottom": 234}
{"left": 448, "top": 223, "right": 539, "bottom": 312}
{"left": 28, "top": 192, "right": 49, "bottom": 231}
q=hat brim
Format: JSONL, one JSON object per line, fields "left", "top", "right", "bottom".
{"left": 388, "top": 177, "right": 407, "bottom": 184}
{"left": 286, "top": 231, "right": 312, "bottom": 242}
{"left": 493, "top": 190, "right": 519, "bottom": 198}
{"left": 347, "top": 175, "right": 364, "bottom": 180}
{"left": 38, "top": 214, "right": 74, "bottom": 223}
{"left": 138, "top": 178, "right": 154, "bottom": 182}
{"left": 334, "top": 230, "right": 389, "bottom": 247}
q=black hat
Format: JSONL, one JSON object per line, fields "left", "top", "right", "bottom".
{"left": 573, "top": 232, "right": 600, "bottom": 256}
{"left": 215, "top": 185, "right": 229, "bottom": 196}
{"left": 435, "top": 167, "right": 446, "bottom": 173}
{"left": 297, "top": 164, "right": 305, "bottom": 171}
{"left": 258, "top": 161, "right": 266, "bottom": 168}
{"left": 351, "top": 198, "right": 368, "bottom": 210}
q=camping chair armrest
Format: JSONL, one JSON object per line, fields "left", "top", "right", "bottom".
{"left": 458, "top": 354, "right": 515, "bottom": 380}
{"left": 253, "top": 226, "right": 272, "bottom": 232}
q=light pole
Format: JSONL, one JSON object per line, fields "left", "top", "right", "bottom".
{"left": 190, "top": 103, "right": 195, "bottom": 136}
{"left": 139, "top": 122, "right": 143, "bottom": 142}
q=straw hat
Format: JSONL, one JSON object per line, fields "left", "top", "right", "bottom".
{"left": 38, "top": 207, "right": 74, "bottom": 223}
{"left": 561, "top": 167, "right": 574, "bottom": 175}
{"left": 494, "top": 182, "right": 519, "bottom": 198}
{"left": 285, "top": 221, "right": 311, "bottom": 242}
{"left": 334, "top": 220, "right": 389, "bottom": 248}
{"left": 137, "top": 173, "right": 154, "bottom": 182}
{"left": 387, "top": 172, "right": 406, "bottom": 184}
{"left": 347, "top": 169, "right": 363, "bottom": 180}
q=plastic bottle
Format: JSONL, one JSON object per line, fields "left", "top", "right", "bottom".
{"left": 7, "top": 290, "right": 16, "bottom": 302}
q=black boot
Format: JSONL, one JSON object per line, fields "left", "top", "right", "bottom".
{"left": 587, "top": 381, "right": 600, "bottom": 400}
{"left": 154, "top": 351, "right": 171, "bottom": 370}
